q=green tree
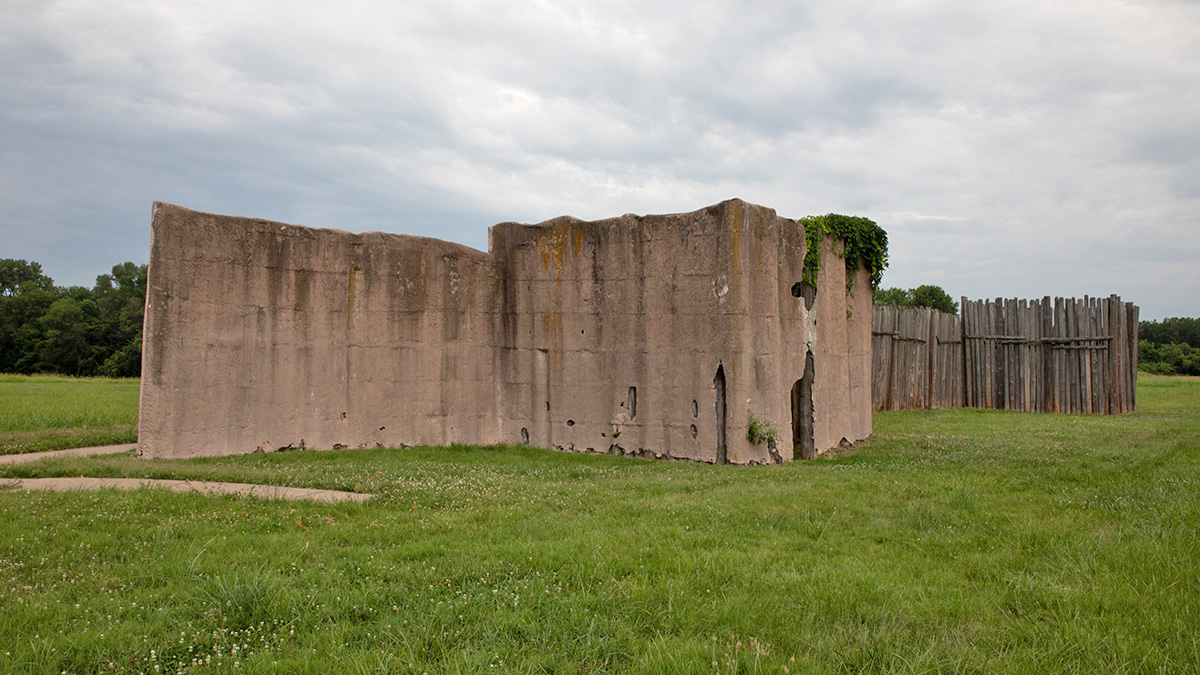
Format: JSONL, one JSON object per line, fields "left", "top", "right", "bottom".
{"left": 0, "top": 259, "right": 147, "bottom": 377}
{"left": 873, "top": 287, "right": 911, "bottom": 307}
{"left": 1182, "top": 348, "right": 1200, "bottom": 376}
{"left": 0, "top": 259, "right": 54, "bottom": 296}
{"left": 873, "top": 284, "right": 958, "bottom": 315}
{"left": 37, "top": 295, "right": 98, "bottom": 375}
{"left": 91, "top": 262, "right": 147, "bottom": 377}
{"left": 1138, "top": 317, "right": 1200, "bottom": 374}
{"left": 0, "top": 259, "right": 60, "bottom": 373}
{"left": 1140, "top": 317, "right": 1200, "bottom": 349}
{"left": 873, "top": 283, "right": 907, "bottom": 305}
{"left": 1139, "top": 339, "right": 1161, "bottom": 365}
{"left": 909, "top": 285, "right": 958, "bottom": 314}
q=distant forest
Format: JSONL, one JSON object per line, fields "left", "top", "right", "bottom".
{"left": 1, "top": 257, "right": 1195, "bottom": 378}
{"left": 1, "top": 259, "right": 145, "bottom": 377}
{"left": 1139, "top": 317, "right": 1200, "bottom": 376}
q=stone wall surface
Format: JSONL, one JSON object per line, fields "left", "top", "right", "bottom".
{"left": 139, "top": 199, "right": 872, "bottom": 462}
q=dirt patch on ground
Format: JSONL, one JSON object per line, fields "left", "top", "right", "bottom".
{"left": 1, "top": 476, "right": 373, "bottom": 503}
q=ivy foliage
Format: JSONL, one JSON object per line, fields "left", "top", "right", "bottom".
{"left": 798, "top": 214, "right": 889, "bottom": 292}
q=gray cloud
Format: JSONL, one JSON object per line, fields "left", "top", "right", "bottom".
{"left": 1, "top": 0, "right": 1197, "bottom": 319}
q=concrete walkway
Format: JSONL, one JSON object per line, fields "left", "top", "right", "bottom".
{"left": 2, "top": 477, "right": 373, "bottom": 503}
{"left": 0, "top": 444, "right": 374, "bottom": 503}
{"left": 0, "top": 443, "right": 137, "bottom": 465}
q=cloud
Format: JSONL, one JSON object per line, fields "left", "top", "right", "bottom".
{"left": 0, "top": 0, "right": 1197, "bottom": 318}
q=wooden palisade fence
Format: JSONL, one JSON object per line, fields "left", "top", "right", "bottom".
{"left": 872, "top": 305, "right": 963, "bottom": 411}
{"left": 872, "top": 296, "right": 1138, "bottom": 414}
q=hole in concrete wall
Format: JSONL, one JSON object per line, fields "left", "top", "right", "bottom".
{"left": 521, "top": 428, "right": 529, "bottom": 444}
{"left": 714, "top": 363, "right": 727, "bottom": 464}
{"left": 379, "top": 426, "right": 385, "bottom": 431}
{"left": 546, "top": 401, "right": 550, "bottom": 411}
{"left": 341, "top": 412, "right": 347, "bottom": 420}
{"left": 691, "top": 400, "right": 698, "bottom": 418}
{"left": 791, "top": 350, "right": 816, "bottom": 460}
{"left": 628, "top": 387, "right": 637, "bottom": 418}
{"left": 690, "top": 424, "right": 698, "bottom": 439}
{"left": 792, "top": 281, "right": 817, "bottom": 311}
{"left": 567, "top": 419, "right": 575, "bottom": 427}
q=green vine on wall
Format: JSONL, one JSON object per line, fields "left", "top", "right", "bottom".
{"left": 798, "top": 214, "right": 889, "bottom": 293}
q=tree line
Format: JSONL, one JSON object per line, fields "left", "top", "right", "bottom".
{"left": 0, "top": 259, "right": 146, "bottom": 377}
{"left": 872, "top": 284, "right": 958, "bottom": 315}
{"left": 1139, "top": 317, "right": 1200, "bottom": 376}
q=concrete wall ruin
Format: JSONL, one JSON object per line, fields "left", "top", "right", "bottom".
{"left": 139, "top": 199, "right": 872, "bottom": 463}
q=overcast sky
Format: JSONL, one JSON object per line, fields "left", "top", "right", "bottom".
{"left": 3, "top": 0, "right": 1197, "bottom": 319}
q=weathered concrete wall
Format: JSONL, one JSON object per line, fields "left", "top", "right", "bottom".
{"left": 139, "top": 198, "right": 871, "bottom": 462}
{"left": 810, "top": 236, "right": 874, "bottom": 453}
{"left": 139, "top": 203, "right": 500, "bottom": 459}
{"left": 490, "top": 200, "right": 825, "bottom": 463}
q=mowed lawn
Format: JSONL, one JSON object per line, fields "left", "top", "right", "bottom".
{"left": 0, "top": 376, "right": 1197, "bottom": 673}
{"left": 0, "top": 374, "right": 139, "bottom": 454}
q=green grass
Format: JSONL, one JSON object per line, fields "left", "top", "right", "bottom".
{"left": 0, "top": 373, "right": 139, "bottom": 455}
{"left": 0, "top": 376, "right": 1197, "bottom": 673}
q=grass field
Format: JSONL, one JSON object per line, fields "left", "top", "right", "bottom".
{"left": 0, "top": 375, "right": 1197, "bottom": 673}
{"left": 0, "top": 374, "right": 139, "bottom": 455}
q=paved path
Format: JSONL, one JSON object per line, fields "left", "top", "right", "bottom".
{"left": 0, "top": 444, "right": 374, "bottom": 503}
{"left": 2, "top": 477, "right": 373, "bottom": 503}
{"left": 0, "top": 443, "right": 137, "bottom": 465}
